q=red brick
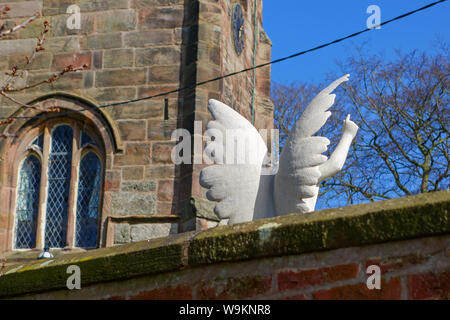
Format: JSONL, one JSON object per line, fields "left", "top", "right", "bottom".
{"left": 196, "top": 276, "right": 272, "bottom": 299}
{"left": 281, "top": 294, "right": 308, "bottom": 300}
{"left": 366, "top": 254, "right": 429, "bottom": 274}
{"left": 277, "top": 264, "right": 359, "bottom": 291}
{"left": 408, "top": 271, "right": 450, "bottom": 300}
{"left": 130, "top": 285, "right": 192, "bottom": 300}
{"left": 313, "top": 278, "right": 402, "bottom": 300}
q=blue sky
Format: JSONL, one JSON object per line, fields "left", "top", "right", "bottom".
{"left": 263, "top": 0, "right": 449, "bottom": 85}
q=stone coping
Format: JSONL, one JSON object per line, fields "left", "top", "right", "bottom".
{"left": 0, "top": 190, "right": 448, "bottom": 298}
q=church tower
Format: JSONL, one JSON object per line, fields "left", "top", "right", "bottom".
{"left": 0, "top": 0, "right": 273, "bottom": 251}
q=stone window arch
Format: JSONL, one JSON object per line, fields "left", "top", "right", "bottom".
{"left": 0, "top": 94, "right": 122, "bottom": 252}
{"left": 12, "top": 119, "right": 105, "bottom": 250}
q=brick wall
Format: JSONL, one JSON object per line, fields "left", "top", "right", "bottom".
{"left": 0, "top": 0, "right": 274, "bottom": 249}
{"left": 63, "top": 235, "right": 449, "bottom": 300}
{"left": 1, "top": 191, "right": 448, "bottom": 300}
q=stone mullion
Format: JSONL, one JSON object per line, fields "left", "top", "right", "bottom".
{"left": 66, "top": 122, "right": 80, "bottom": 249}
{"left": 35, "top": 126, "right": 51, "bottom": 250}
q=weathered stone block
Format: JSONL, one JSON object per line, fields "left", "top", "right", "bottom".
{"left": 26, "top": 71, "right": 83, "bottom": 91}
{"left": 111, "top": 192, "right": 156, "bottom": 215}
{"left": 197, "top": 22, "right": 221, "bottom": 46}
{"left": 17, "top": 17, "right": 44, "bottom": 39}
{"left": 190, "top": 197, "right": 219, "bottom": 222}
{"left": 96, "top": 9, "right": 136, "bottom": 33}
{"left": 52, "top": 52, "right": 91, "bottom": 71}
{"left": 9, "top": 52, "right": 52, "bottom": 70}
{"left": 85, "top": 87, "right": 136, "bottom": 102}
{"left": 80, "top": 0, "right": 129, "bottom": 12}
{"left": 147, "top": 119, "right": 177, "bottom": 140}
{"left": 135, "top": 47, "right": 180, "bottom": 67}
{"left": 93, "top": 51, "right": 102, "bottom": 69}
{"left": 1, "top": 1, "right": 42, "bottom": 19}
{"left": 95, "top": 69, "right": 146, "bottom": 87}
{"left": 132, "top": 0, "right": 183, "bottom": 8}
{"left": 124, "top": 30, "right": 173, "bottom": 47}
{"left": 103, "top": 49, "right": 134, "bottom": 68}
{"left": 0, "top": 39, "right": 37, "bottom": 55}
{"left": 130, "top": 223, "right": 176, "bottom": 242}
{"left": 43, "top": 0, "right": 128, "bottom": 15}
{"left": 198, "top": 1, "right": 222, "bottom": 24}
{"left": 117, "top": 120, "right": 146, "bottom": 141}
{"left": 85, "top": 33, "right": 122, "bottom": 49}
{"left": 0, "top": 55, "right": 9, "bottom": 70}
{"left": 114, "top": 142, "right": 151, "bottom": 166}
{"left": 145, "top": 165, "right": 175, "bottom": 179}
{"left": 139, "top": 7, "right": 184, "bottom": 30}
{"left": 122, "top": 181, "right": 156, "bottom": 192}
{"left": 109, "top": 100, "right": 163, "bottom": 120}
{"left": 104, "top": 170, "right": 121, "bottom": 191}
{"left": 114, "top": 223, "right": 130, "bottom": 243}
{"left": 155, "top": 201, "right": 171, "bottom": 215}
{"left": 148, "top": 66, "right": 179, "bottom": 84}
{"left": 45, "top": 36, "right": 80, "bottom": 52}
{"left": 152, "top": 142, "right": 176, "bottom": 164}
{"left": 52, "top": 72, "right": 85, "bottom": 90}
{"left": 83, "top": 71, "right": 94, "bottom": 88}
{"left": 157, "top": 180, "right": 174, "bottom": 202}
{"left": 138, "top": 86, "right": 179, "bottom": 100}
{"left": 122, "top": 166, "right": 144, "bottom": 180}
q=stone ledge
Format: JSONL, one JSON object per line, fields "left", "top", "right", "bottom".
{"left": 189, "top": 190, "right": 449, "bottom": 265}
{"left": 0, "top": 190, "right": 448, "bottom": 298}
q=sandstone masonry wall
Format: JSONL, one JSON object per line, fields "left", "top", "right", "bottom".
{"left": 0, "top": 0, "right": 273, "bottom": 249}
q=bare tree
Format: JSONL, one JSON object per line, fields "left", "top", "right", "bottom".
{"left": 273, "top": 47, "right": 449, "bottom": 208}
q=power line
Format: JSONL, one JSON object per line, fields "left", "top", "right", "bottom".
{"left": 0, "top": 0, "right": 447, "bottom": 121}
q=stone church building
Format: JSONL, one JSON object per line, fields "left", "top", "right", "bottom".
{"left": 0, "top": 0, "right": 273, "bottom": 252}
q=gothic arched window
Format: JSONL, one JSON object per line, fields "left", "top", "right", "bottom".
{"left": 13, "top": 121, "right": 104, "bottom": 250}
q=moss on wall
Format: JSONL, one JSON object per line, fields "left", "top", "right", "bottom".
{"left": 0, "top": 190, "right": 448, "bottom": 298}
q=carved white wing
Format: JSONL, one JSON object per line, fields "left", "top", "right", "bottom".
{"left": 274, "top": 74, "right": 350, "bottom": 215}
{"left": 199, "top": 99, "right": 268, "bottom": 224}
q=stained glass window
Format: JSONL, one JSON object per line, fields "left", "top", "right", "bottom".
{"left": 44, "top": 125, "right": 73, "bottom": 248}
{"left": 14, "top": 155, "right": 41, "bottom": 249}
{"left": 81, "top": 131, "right": 95, "bottom": 147}
{"left": 75, "top": 152, "right": 101, "bottom": 248}
{"left": 14, "top": 122, "right": 103, "bottom": 250}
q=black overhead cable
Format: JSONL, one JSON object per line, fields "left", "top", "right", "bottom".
{"left": 0, "top": 0, "right": 446, "bottom": 121}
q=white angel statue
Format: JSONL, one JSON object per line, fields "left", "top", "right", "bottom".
{"left": 200, "top": 74, "right": 359, "bottom": 225}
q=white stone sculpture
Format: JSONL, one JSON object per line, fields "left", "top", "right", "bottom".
{"left": 200, "top": 74, "right": 359, "bottom": 225}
